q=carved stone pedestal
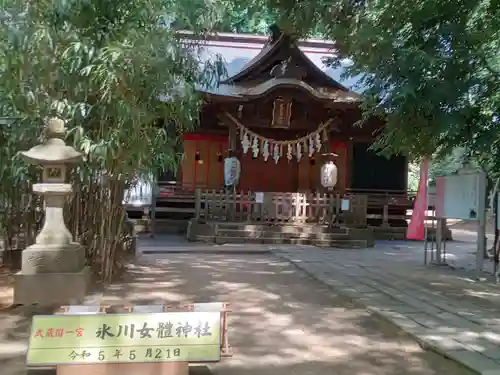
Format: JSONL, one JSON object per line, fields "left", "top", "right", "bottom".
{"left": 14, "top": 242, "right": 90, "bottom": 304}
{"left": 14, "top": 239, "right": 92, "bottom": 306}
{"left": 21, "top": 243, "right": 86, "bottom": 274}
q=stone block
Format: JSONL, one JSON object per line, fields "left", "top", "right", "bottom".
{"left": 194, "top": 235, "right": 215, "bottom": 243}
{"left": 21, "top": 243, "right": 85, "bottom": 274}
{"left": 186, "top": 220, "right": 214, "bottom": 241}
{"left": 214, "top": 237, "right": 228, "bottom": 245}
{"left": 13, "top": 267, "right": 91, "bottom": 305}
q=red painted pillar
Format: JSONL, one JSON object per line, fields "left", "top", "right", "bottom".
{"left": 205, "top": 141, "right": 211, "bottom": 188}
{"left": 193, "top": 140, "right": 199, "bottom": 190}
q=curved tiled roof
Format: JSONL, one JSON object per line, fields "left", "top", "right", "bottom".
{"left": 201, "top": 78, "right": 361, "bottom": 104}
{"left": 195, "top": 32, "right": 364, "bottom": 99}
{"left": 221, "top": 35, "right": 280, "bottom": 84}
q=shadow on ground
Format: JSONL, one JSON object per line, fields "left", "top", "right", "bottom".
{"left": 0, "top": 253, "right": 475, "bottom": 375}
{"left": 336, "top": 242, "right": 500, "bottom": 310}
{"left": 101, "top": 254, "right": 473, "bottom": 375}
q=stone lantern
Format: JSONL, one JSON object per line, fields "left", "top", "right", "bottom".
{"left": 320, "top": 152, "right": 338, "bottom": 191}
{"left": 14, "top": 117, "right": 90, "bottom": 305}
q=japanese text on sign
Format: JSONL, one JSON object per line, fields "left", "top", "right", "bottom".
{"left": 27, "top": 311, "right": 221, "bottom": 366}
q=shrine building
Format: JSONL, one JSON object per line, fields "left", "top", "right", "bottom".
{"left": 180, "top": 28, "right": 407, "bottom": 196}
{"left": 154, "top": 26, "right": 410, "bottom": 241}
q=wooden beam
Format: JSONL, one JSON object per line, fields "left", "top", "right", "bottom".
{"left": 228, "top": 122, "right": 237, "bottom": 151}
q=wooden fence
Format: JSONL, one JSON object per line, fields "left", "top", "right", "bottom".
{"left": 194, "top": 189, "right": 369, "bottom": 225}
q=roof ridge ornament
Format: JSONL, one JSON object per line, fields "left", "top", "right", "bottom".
{"left": 268, "top": 24, "right": 282, "bottom": 43}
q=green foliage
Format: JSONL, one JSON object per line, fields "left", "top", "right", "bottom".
{"left": 407, "top": 163, "right": 420, "bottom": 191}
{"left": 0, "top": 0, "right": 224, "bottom": 279}
{"left": 429, "top": 147, "right": 469, "bottom": 183}
{"left": 0, "top": 118, "right": 43, "bottom": 253}
{"left": 294, "top": 0, "right": 497, "bottom": 155}
{"left": 171, "top": 0, "right": 277, "bottom": 34}
{"left": 1, "top": 0, "right": 224, "bottom": 174}
{"left": 221, "top": 0, "right": 500, "bottom": 173}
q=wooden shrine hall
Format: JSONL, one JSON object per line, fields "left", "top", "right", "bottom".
{"left": 185, "top": 29, "right": 366, "bottom": 193}
{"left": 182, "top": 27, "right": 407, "bottom": 195}
{"left": 158, "top": 26, "right": 410, "bottom": 246}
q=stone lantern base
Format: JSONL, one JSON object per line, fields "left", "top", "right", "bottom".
{"left": 13, "top": 242, "right": 92, "bottom": 305}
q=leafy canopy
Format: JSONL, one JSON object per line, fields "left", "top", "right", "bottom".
{"left": 219, "top": 0, "right": 500, "bottom": 167}
{"left": 0, "top": 0, "right": 224, "bottom": 177}
{"left": 0, "top": 0, "right": 228, "bottom": 280}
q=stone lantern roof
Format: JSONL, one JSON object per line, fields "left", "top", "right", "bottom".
{"left": 21, "top": 117, "right": 83, "bottom": 165}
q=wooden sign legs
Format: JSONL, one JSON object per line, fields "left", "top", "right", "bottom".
{"left": 56, "top": 362, "right": 189, "bottom": 375}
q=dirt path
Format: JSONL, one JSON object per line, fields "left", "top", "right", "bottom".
{"left": 0, "top": 266, "right": 14, "bottom": 309}
{"left": 94, "top": 253, "right": 474, "bottom": 375}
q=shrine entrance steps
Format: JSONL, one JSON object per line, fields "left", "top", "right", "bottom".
{"left": 186, "top": 220, "right": 375, "bottom": 249}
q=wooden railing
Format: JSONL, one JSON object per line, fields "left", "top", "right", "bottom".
{"left": 132, "top": 183, "right": 434, "bottom": 229}
{"left": 195, "top": 190, "right": 342, "bottom": 223}
{"left": 159, "top": 183, "right": 435, "bottom": 212}
{"left": 194, "top": 189, "right": 371, "bottom": 226}
{"left": 193, "top": 187, "right": 437, "bottom": 227}
{"left": 345, "top": 188, "right": 437, "bottom": 210}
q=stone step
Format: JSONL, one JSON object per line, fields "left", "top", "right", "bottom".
{"left": 214, "top": 223, "right": 349, "bottom": 235}
{"left": 153, "top": 219, "right": 189, "bottom": 234}
{"left": 328, "top": 240, "right": 369, "bottom": 249}
{"left": 215, "top": 227, "right": 375, "bottom": 246}
{"left": 206, "top": 235, "right": 368, "bottom": 248}
{"left": 187, "top": 220, "right": 376, "bottom": 248}
{"left": 191, "top": 235, "right": 215, "bottom": 243}
{"left": 371, "top": 225, "right": 452, "bottom": 241}
{"left": 132, "top": 218, "right": 190, "bottom": 234}
{"left": 215, "top": 229, "right": 351, "bottom": 241}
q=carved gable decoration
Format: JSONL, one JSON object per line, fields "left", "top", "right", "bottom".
{"left": 272, "top": 96, "right": 293, "bottom": 128}
{"left": 269, "top": 59, "right": 304, "bottom": 128}
{"left": 270, "top": 58, "right": 306, "bottom": 81}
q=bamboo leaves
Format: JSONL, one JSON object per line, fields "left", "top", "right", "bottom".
{"left": 0, "top": 0, "right": 225, "bottom": 281}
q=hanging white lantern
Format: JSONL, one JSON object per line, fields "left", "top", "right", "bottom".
{"left": 224, "top": 156, "right": 241, "bottom": 187}
{"left": 321, "top": 160, "right": 338, "bottom": 189}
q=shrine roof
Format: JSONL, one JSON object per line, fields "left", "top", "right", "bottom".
{"left": 189, "top": 28, "right": 362, "bottom": 103}
{"left": 201, "top": 79, "right": 360, "bottom": 103}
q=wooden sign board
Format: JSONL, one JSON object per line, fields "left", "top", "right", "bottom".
{"left": 255, "top": 192, "right": 264, "bottom": 204}
{"left": 436, "top": 170, "right": 486, "bottom": 220}
{"left": 271, "top": 97, "right": 292, "bottom": 128}
{"left": 26, "top": 311, "right": 221, "bottom": 367}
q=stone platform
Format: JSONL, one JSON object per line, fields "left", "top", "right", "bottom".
{"left": 187, "top": 220, "right": 375, "bottom": 249}
{"left": 372, "top": 225, "right": 453, "bottom": 241}
{"left": 13, "top": 267, "right": 91, "bottom": 305}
